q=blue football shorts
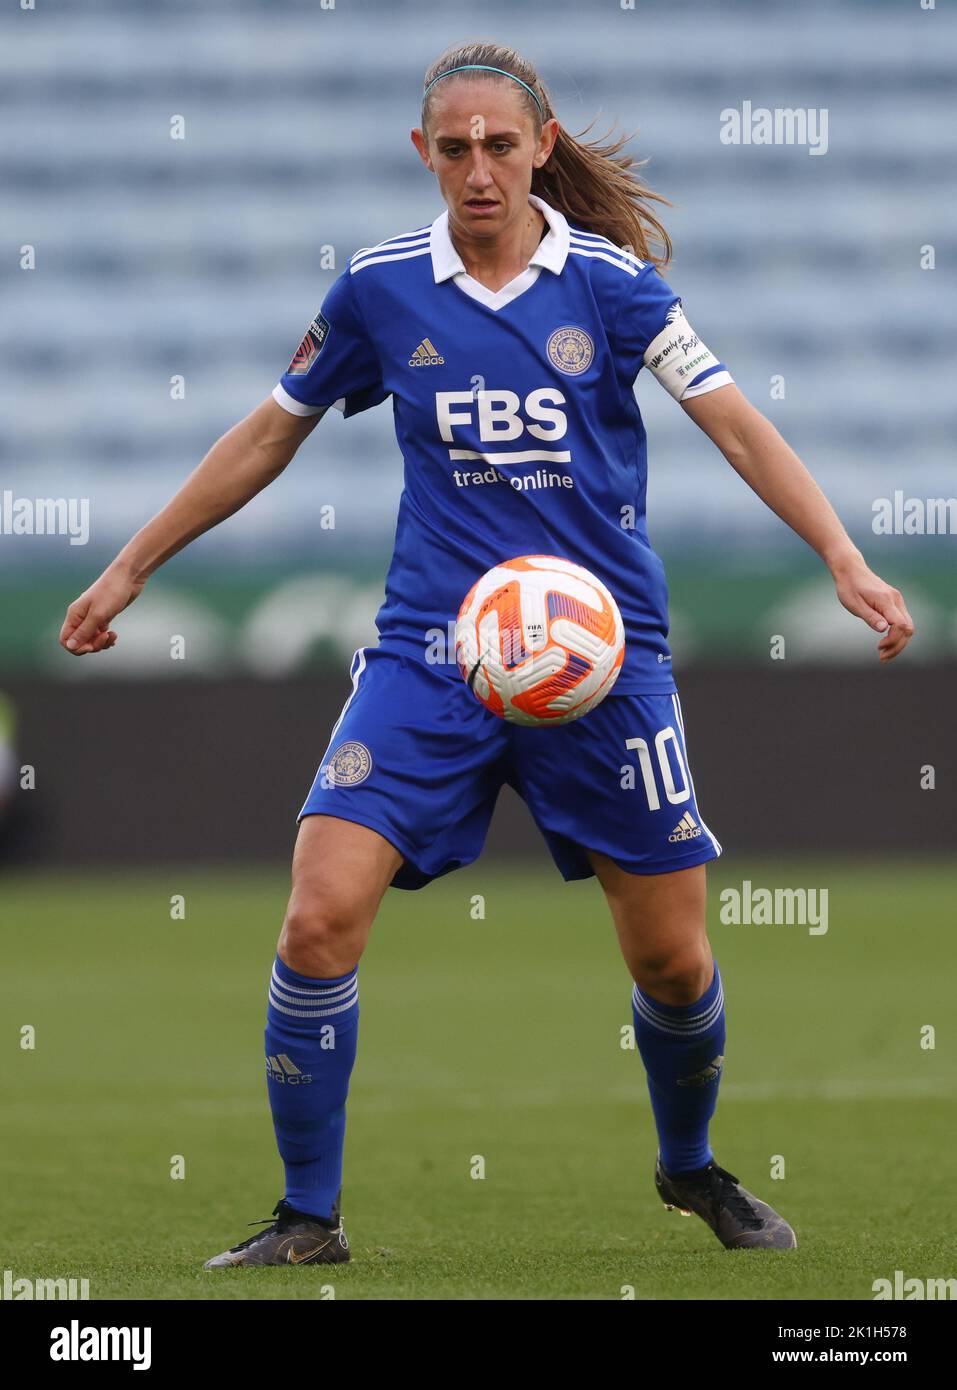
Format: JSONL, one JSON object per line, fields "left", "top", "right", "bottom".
{"left": 298, "top": 646, "right": 722, "bottom": 890}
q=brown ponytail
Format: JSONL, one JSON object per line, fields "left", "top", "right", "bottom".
{"left": 422, "top": 41, "right": 673, "bottom": 269}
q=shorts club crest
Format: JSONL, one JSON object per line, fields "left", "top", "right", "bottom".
{"left": 322, "top": 741, "right": 373, "bottom": 787}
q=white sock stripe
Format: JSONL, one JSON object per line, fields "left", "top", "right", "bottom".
{"left": 632, "top": 1000, "right": 724, "bottom": 1037}
{"left": 268, "top": 983, "right": 359, "bottom": 1018}
{"left": 632, "top": 982, "right": 725, "bottom": 1035}
{"left": 632, "top": 1002, "right": 725, "bottom": 1036}
{"left": 268, "top": 985, "right": 358, "bottom": 1017}
{"left": 270, "top": 968, "right": 357, "bottom": 1002}
{"left": 633, "top": 979, "right": 724, "bottom": 1024}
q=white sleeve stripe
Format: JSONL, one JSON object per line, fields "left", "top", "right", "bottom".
{"left": 272, "top": 383, "right": 344, "bottom": 417}
{"left": 568, "top": 245, "right": 641, "bottom": 277}
{"left": 351, "top": 228, "right": 432, "bottom": 265}
{"left": 680, "top": 370, "right": 734, "bottom": 400}
{"left": 567, "top": 232, "right": 647, "bottom": 270}
{"left": 350, "top": 246, "right": 432, "bottom": 274}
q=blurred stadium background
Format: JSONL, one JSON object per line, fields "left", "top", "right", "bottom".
{"left": 2, "top": 0, "right": 956, "bottom": 1304}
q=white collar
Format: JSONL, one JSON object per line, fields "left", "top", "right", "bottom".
{"left": 429, "top": 193, "right": 570, "bottom": 284}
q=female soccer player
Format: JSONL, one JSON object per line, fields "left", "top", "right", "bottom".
{"left": 60, "top": 42, "right": 914, "bottom": 1265}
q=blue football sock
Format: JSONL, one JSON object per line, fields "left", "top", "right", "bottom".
{"left": 631, "top": 960, "right": 725, "bottom": 1176}
{"left": 264, "top": 954, "right": 359, "bottom": 1221}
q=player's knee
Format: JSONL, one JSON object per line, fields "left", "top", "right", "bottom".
{"left": 634, "top": 945, "right": 713, "bottom": 1005}
{"left": 278, "top": 881, "right": 367, "bottom": 975}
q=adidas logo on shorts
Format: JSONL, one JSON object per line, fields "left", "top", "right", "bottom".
{"left": 669, "top": 811, "right": 702, "bottom": 843}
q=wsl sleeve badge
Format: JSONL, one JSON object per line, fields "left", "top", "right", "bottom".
{"left": 287, "top": 311, "right": 331, "bottom": 375}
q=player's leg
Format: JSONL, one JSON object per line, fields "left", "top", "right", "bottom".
{"left": 264, "top": 813, "right": 403, "bottom": 1225}
{"left": 511, "top": 687, "right": 795, "bottom": 1248}
{"left": 278, "top": 811, "right": 403, "bottom": 976}
{"left": 204, "top": 814, "right": 401, "bottom": 1268}
{"left": 586, "top": 848, "right": 794, "bottom": 1248}
{"left": 269, "top": 645, "right": 506, "bottom": 1216}
{"left": 588, "top": 854, "right": 712, "bottom": 1003}
{"left": 205, "top": 646, "right": 509, "bottom": 1267}
{"left": 584, "top": 854, "right": 722, "bottom": 1176}
{"left": 510, "top": 690, "right": 725, "bottom": 1172}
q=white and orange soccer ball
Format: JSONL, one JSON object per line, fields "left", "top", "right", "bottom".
{"left": 455, "top": 555, "right": 625, "bottom": 726}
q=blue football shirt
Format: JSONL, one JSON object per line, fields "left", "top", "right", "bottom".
{"left": 273, "top": 193, "right": 733, "bottom": 693}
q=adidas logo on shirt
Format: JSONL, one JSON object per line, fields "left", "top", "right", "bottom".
{"left": 669, "top": 811, "right": 702, "bottom": 843}
{"left": 408, "top": 338, "right": 445, "bottom": 367}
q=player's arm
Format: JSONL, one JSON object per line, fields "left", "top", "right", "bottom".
{"left": 680, "top": 383, "right": 915, "bottom": 662}
{"left": 59, "top": 396, "right": 325, "bottom": 655}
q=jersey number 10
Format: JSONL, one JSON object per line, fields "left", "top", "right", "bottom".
{"left": 624, "top": 728, "right": 691, "bottom": 811}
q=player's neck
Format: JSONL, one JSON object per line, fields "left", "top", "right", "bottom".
{"left": 449, "top": 203, "right": 547, "bottom": 293}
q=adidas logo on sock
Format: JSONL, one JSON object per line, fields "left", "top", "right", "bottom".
{"left": 408, "top": 337, "right": 445, "bottom": 367}
{"left": 669, "top": 811, "right": 702, "bottom": 843}
{"left": 677, "top": 1054, "right": 724, "bottom": 1087}
{"left": 266, "top": 1053, "right": 313, "bottom": 1085}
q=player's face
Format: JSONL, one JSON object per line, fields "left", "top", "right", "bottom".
{"left": 411, "top": 82, "right": 558, "bottom": 238}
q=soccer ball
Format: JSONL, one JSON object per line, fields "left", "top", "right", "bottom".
{"left": 455, "top": 555, "right": 625, "bottom": 726}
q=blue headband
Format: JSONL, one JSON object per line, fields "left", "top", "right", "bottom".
{"left": 423, "top": 64, "right": 545, "bottom": 119}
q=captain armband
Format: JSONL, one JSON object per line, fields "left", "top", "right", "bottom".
{"left": 642, "top": 303, "right": 734, "bottom": 402}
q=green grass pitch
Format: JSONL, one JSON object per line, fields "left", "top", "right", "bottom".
{"left": 2, "top": 857, "right": 955, "bottom": 1300}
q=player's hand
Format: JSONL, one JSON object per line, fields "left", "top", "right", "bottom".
{"left": 59, "top": 566, "right": 145, "bottom": 656}
{"left": 832, "top": 560, "right": 915, "bottom": 662}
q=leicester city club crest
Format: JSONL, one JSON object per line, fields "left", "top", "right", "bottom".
{"left": 546, "top": 326, "right": 594, "bottom": 375}
{"left": 323, "top": 741, "right": 372, "bottom": 787}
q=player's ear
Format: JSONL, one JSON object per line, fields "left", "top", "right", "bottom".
{"left": 410, "top": 127, "right": 433, "bottom": 170}
{"left": 533, "top": 117, "right": 560, "bottom": 168}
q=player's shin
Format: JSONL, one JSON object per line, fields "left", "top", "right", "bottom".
{"left": 264, "top": 955, "right": 359, "bottom": 1221}
{"left": 630, "top": 960, "right": 725, "bottom": 1176}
